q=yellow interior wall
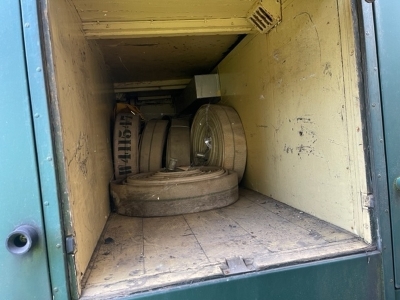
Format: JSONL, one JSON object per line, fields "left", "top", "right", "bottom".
{"left": 218, "top": 0, "right": 370, "bottom": 239}
{"left": 47, "top": 0, "right": 114, "bottom": 291}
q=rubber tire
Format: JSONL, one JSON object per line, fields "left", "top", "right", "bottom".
{"left": 110, "top": 167, "right": 238, "bottom": 217}
{"left": 113, "top": 113, "right": 140, "bottom": 179}
{"left": 139, "top": 119, "right": 169, "bottom": 173}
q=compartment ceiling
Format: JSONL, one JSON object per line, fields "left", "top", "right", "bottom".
{"left": 96, "top": 36, "right": 243, "bottom": 84}
{"left": 71, "top": 0, "right": 259, "bottom": 89}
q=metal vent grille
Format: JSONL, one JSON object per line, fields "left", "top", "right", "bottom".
{"left": 247, "top": 1, "right": 281, "bottom": 34}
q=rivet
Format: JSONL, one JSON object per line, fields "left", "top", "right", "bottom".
{"left": 34, "top": 113, "right": 40, "bottom": 118}
{"left": 366, "top": 31, "right": 370, "bottom": 36}
{"left": 372, "top": 103, "right": 376, "bottom": 107}
{"left": 44, "top": 201, "right": 49, "bottom": 206}
{"left": 46, "top": 156, "right": 53, "bottom": 161}
{"left": 36, "top": 67, "right": 42, "bottom": 72}
{"left": 378, "top": 174, "right": 381, "bottom": 178}
{"left": 56, "top": 244, "right": 61, "bottom": 248}
{"left": 53, "top": 287, "right": 59, "bottom": 293}
{"left": 374, "top": 67, "right": 377, "bottom": 71}
{"left": 24, "top": 23, "right": 30, "bottom": 28}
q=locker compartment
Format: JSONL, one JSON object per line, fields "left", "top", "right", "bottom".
{"left": 40, "top": 0, "right": 374, "bottom": 298}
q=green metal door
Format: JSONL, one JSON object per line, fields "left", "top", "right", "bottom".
{"left": 374, "top": 0, "right": 400, "bottom": 291}
{"left": 0, "top": 1, "right": 52, "bottom": 299}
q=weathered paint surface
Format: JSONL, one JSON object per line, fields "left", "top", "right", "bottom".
{"left": 374, "top": 0, "right": 400, "bottom": 289}
{"left": 71, "top": 0, "right": 258, "bottom": 22}
{"left": 0, "top": 1, "right": 52, "bottom": 298}
{"left": 46, "top": 0, "right": 115, "bottom": 293}
{"left": 123, "top": 252, "right": 384, "bottom": 300}
{"left": 218, "top": 0, "right": 370, "bottom": 240}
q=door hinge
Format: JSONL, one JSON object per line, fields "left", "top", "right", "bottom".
{"left": 65, "top": 235, "right": 75, "bottom": 254}
{"left": 362, "top": 193, "right": 374, "bottom": 208}
{"left": 220, "top": 256, "right": 255, "bottom": 275}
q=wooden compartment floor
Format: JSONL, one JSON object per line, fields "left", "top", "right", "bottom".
{"left": 80, "top": 188, "right": 373, "bottom": 299}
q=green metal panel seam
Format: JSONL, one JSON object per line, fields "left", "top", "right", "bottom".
{"left": 121, "top": 252, "right": 383, "bottom": 300}
{"left": 20, "top": 0, "right": 70, "bottom": 299}
{"left": 357, "top": 1, "right": 395, "bottom": 298}
{"left": 373, "top": 0, "right": 400, "bottom": 290}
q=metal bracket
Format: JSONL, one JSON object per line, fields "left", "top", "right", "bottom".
{"left": 65, "top": 235, "right": 75, "bottom": 254}
{"left": 362, "top": 193, "right": 375, "bottom": 208}
{"left": 221, "top": 256, "right": 255, "bottom": 275}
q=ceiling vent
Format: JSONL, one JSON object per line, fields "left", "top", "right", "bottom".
{"left": 247, "top": 0, "right": 281, "bottom": 34}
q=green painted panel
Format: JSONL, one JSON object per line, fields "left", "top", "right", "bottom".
{"left": 0, "top": 0, "right": 52, "bottom": 299}
{"left": 357, "top": 1, "right": 396, "bottom": 298}
{"left": 121, "top": 253, "right": 383, "bottom": 300}
{"left": 374, "top": 0, "right": 400, "bottom": 289}
{"left": 20, "top": 0, "right": 71, "bottom": 298}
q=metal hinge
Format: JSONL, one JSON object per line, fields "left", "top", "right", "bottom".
{"left": 220, "top": 256, "right": 255, "bottom": 275}
{"left": 362, "top": 193, "right": 374, "bottom": 208}
{"left": 65, "top": 235, "right": 75, "bottom": 254}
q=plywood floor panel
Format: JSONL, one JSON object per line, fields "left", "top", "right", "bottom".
{"left": 240, "top": 189, "right": 354, "bottom": 242}
{"left": 213, "top": 197, "right": 327, "bottom": 252}
{"left": 81, "top": 188, "right": 373, "bottom": 299}
{"left": 143, "top": 216, "right": 209, "bottom": 274}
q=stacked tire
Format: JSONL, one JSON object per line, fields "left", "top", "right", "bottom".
{"left": 111, "top": 104, "right": 247, "bottom": 217}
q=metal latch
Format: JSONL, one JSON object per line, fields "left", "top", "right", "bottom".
{"left": 221, "top": 256, "right": 255, "bottom": 275}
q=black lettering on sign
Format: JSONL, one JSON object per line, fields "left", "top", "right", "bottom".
{"left": 118, "top": 129, "right": 131, "bottom": 139}
{"left": 118, "top": 140, "right": 131, "bottom": 153}
{"left": 118, "top": 165, "right": 132, "bottom": 176}
{"left": 118, "top": 146, "right": 131, "bottom": 151}
{"left": 118, "top": 140, "right": 131, "bottom": 145}
{"left": 119, "top": 115, "right": 133, "bottom": 126}
{"left": 118, "top": 153, "right": 131, "bottom": 163}
{"left": 115, "top": 114, "right": 137, "bottom": 178}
